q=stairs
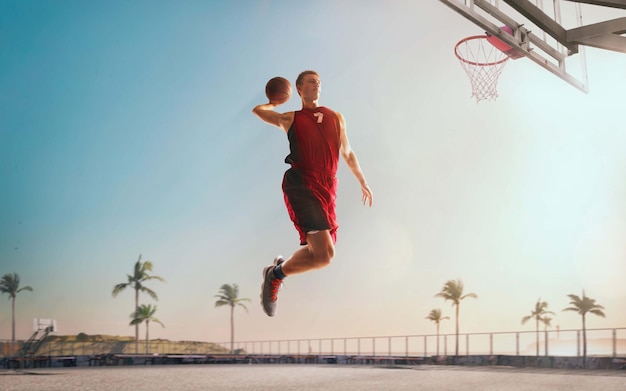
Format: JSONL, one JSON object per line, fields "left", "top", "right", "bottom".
{"left": 18, "top": 325, "right": 54, "bottom": 357}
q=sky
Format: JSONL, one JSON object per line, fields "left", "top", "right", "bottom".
{"left": 1, "top": 0, "right": 625, "bottom": 348}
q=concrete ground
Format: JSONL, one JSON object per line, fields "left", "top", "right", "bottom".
{"left": 1, "top": 364, "right": 625, "bottom": 391}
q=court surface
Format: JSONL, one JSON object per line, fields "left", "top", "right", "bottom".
{"left": 2, "top": 365, "right": 625, "bottom": 391}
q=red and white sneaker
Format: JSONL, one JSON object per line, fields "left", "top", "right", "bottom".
{"left": 260, "top": 256, "right": 285, "bottom": 317}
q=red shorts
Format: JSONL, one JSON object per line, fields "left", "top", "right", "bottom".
{"left": 282, "top": 167, "right": 338, "bottom": 245}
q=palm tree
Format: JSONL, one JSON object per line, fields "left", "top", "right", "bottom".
{"left": 130, "top": 304, "right": 164, "bottom": 354}
{"left": 112, "top": 254, "right": 165, "bottom": 353}
{"left": 214, "top": 283, "right": 250, "bottom": 354}
{"left": 563, "top": 291, "right": 606, "bottom": 366}
{"left": 435, "top": 279, "right": 477, "bottom": 356}
{"left": 521, "top": 298, "right": 555, "bottom": 356}
{"left": 425, "top": 308, "right": 449, "bottom": 356}
{"left": 0, "top": 273, "right": 33, "bottom": 353}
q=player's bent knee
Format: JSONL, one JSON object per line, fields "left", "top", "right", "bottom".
{"left": 316, "top": 254, "right": 332, "bottom": 268}
{"left": 314, "top": 247, "right": 334, "bottom": 268}
{"left": 307, "top": 230, "right": 335, "bottom": 269}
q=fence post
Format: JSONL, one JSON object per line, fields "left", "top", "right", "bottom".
{"left": 516, "top": 333, "right": 519, "bottom": 356}
{"left": 388, "top": 336, "right": 391, "bottom": 357}
{"left": 612, "top": 329, "right": 617, "bottom": 358}
{"left": 444, "top": 335, "right": 448, "bottom": 356}
{"left": 405, "top": 336, "right": 408, "bottom": 357}
{"left": 544, "top": 329, "right": 549, "bottom": 356}
{"left": 372, "top": 337, "right": 376, "bottom": 356}
{"left": 424, "top": 336, "right": 427, "bottom": 357}
{"left": 465, "top": 334, "right": 469, "bottom": 355}
{"left": 490, "top": 333, "right": 493, "bottom": 355}
{"left": 576, "top": 330, "right": 581, "bottom": 357}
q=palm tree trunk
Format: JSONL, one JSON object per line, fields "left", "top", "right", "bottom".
{"left": 11, "top": 297, "right": 16, "bottom": 353}
{"left": 535, "top": 318, "right": 539, "bottom": 356}
{"left": 582, "top": 314, "right": 587, "bottom": 368}
{"left": 455, "top": 304, "right": 459, "bottom": 356}
{"left": 134, "top": 288, "right": 139, "bottom": 354}
{"left": 230, "top": 305, "right": 235, "bottom": 354}
{"left": 146, "top": 320, "right": 150, "bottom": 354}
{"left": 436, "top": 323, "right": 440, "bottom": 356}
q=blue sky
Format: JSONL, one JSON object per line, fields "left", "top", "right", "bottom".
{"left": 1, "top": 1, "right": 625, "bottom": 346}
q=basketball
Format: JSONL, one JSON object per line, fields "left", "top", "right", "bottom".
{"left": 265, "top": 76, "right": 292, "bottom": 104}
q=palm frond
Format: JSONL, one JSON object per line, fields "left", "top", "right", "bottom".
{"left": 563, "top": 291, "right": 606, "bottom": 319}
{"left": 130, "top": 303, "right": 164, "bottom": 326}
{"left": 566, "top": 293, "right": 581, "bottom": 302}
{"left": 129, "top": 318, "right": 143, "bottom": 325}
{"left": 151, "top": 318, "right": 165, "bottom": 328}
{"left": 542, "top": 316, "right": 553, "bottom": 328}
{"left": 140, "top": 286, "right": 159, "bottom": 301}
{"left": 426, "top": 308, "right": 449, "bottom": 323}
{"left": 0, "top": 273, "right": 32, "bottom": 298}
{"left": 436, "top": 279, "right": 477, "bottom": 305}
{"left": 214, "top": 284, "right": 251, "bottom": 309}
{"left": 112, "top": 283, "right": 129, "bottom": 297}
{"left": 590, "top": 309, "right": 606, "bottom": 317}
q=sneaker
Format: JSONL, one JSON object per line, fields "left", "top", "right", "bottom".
{"left": 260, "top": 256, "right": 285, "bottom": 317}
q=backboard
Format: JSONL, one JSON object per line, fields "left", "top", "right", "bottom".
{"left": 33, "top": 318, "right": 57, "bottom": 332}
{"left": 439, "top": 0, "right": 626, "bottom": 93}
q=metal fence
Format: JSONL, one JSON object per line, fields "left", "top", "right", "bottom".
{"left": 220, "top": 328, "right": 626, "bottom": 358}
{"left": 1, "top": 327, "right": 624, "bottom": 358}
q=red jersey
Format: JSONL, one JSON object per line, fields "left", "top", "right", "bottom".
{"left": 284, "top": 107, "right": 341, "bottom": 175}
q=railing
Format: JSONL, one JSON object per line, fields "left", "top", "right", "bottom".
{"left": 219, "top": 328, "right": 626, "bottom": 358}
{"left": 1, "top": 327, "right": 624, "bottom": 358}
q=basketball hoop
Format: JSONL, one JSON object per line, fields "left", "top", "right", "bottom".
{"left": 455, "top": 35, "right": 510, "bottom": 102}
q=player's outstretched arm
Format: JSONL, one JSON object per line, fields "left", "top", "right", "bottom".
{"left": 252, "top": 103, "right": 294, "bottom": 133}
{"left": 337, "top": 112, "right": 373, "bottom": 207}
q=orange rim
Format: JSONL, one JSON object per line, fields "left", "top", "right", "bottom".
{"left": 454, "top": 35, "right": 510, "bottom": 67}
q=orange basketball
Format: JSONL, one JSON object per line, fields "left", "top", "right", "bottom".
{"left": 265, "top": 76, "right": 292, "bottom": 104}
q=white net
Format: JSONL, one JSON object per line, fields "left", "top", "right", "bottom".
{"left": 455, "top": 35, "right": 510, "bottom": 102}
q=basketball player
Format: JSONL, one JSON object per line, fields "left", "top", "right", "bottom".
{"left": 252, "top": 70, "right": 373, "bottom": 317}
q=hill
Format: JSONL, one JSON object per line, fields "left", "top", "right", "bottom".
{"left": 33, "top": 334, "right": 230, "bottom": 356}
